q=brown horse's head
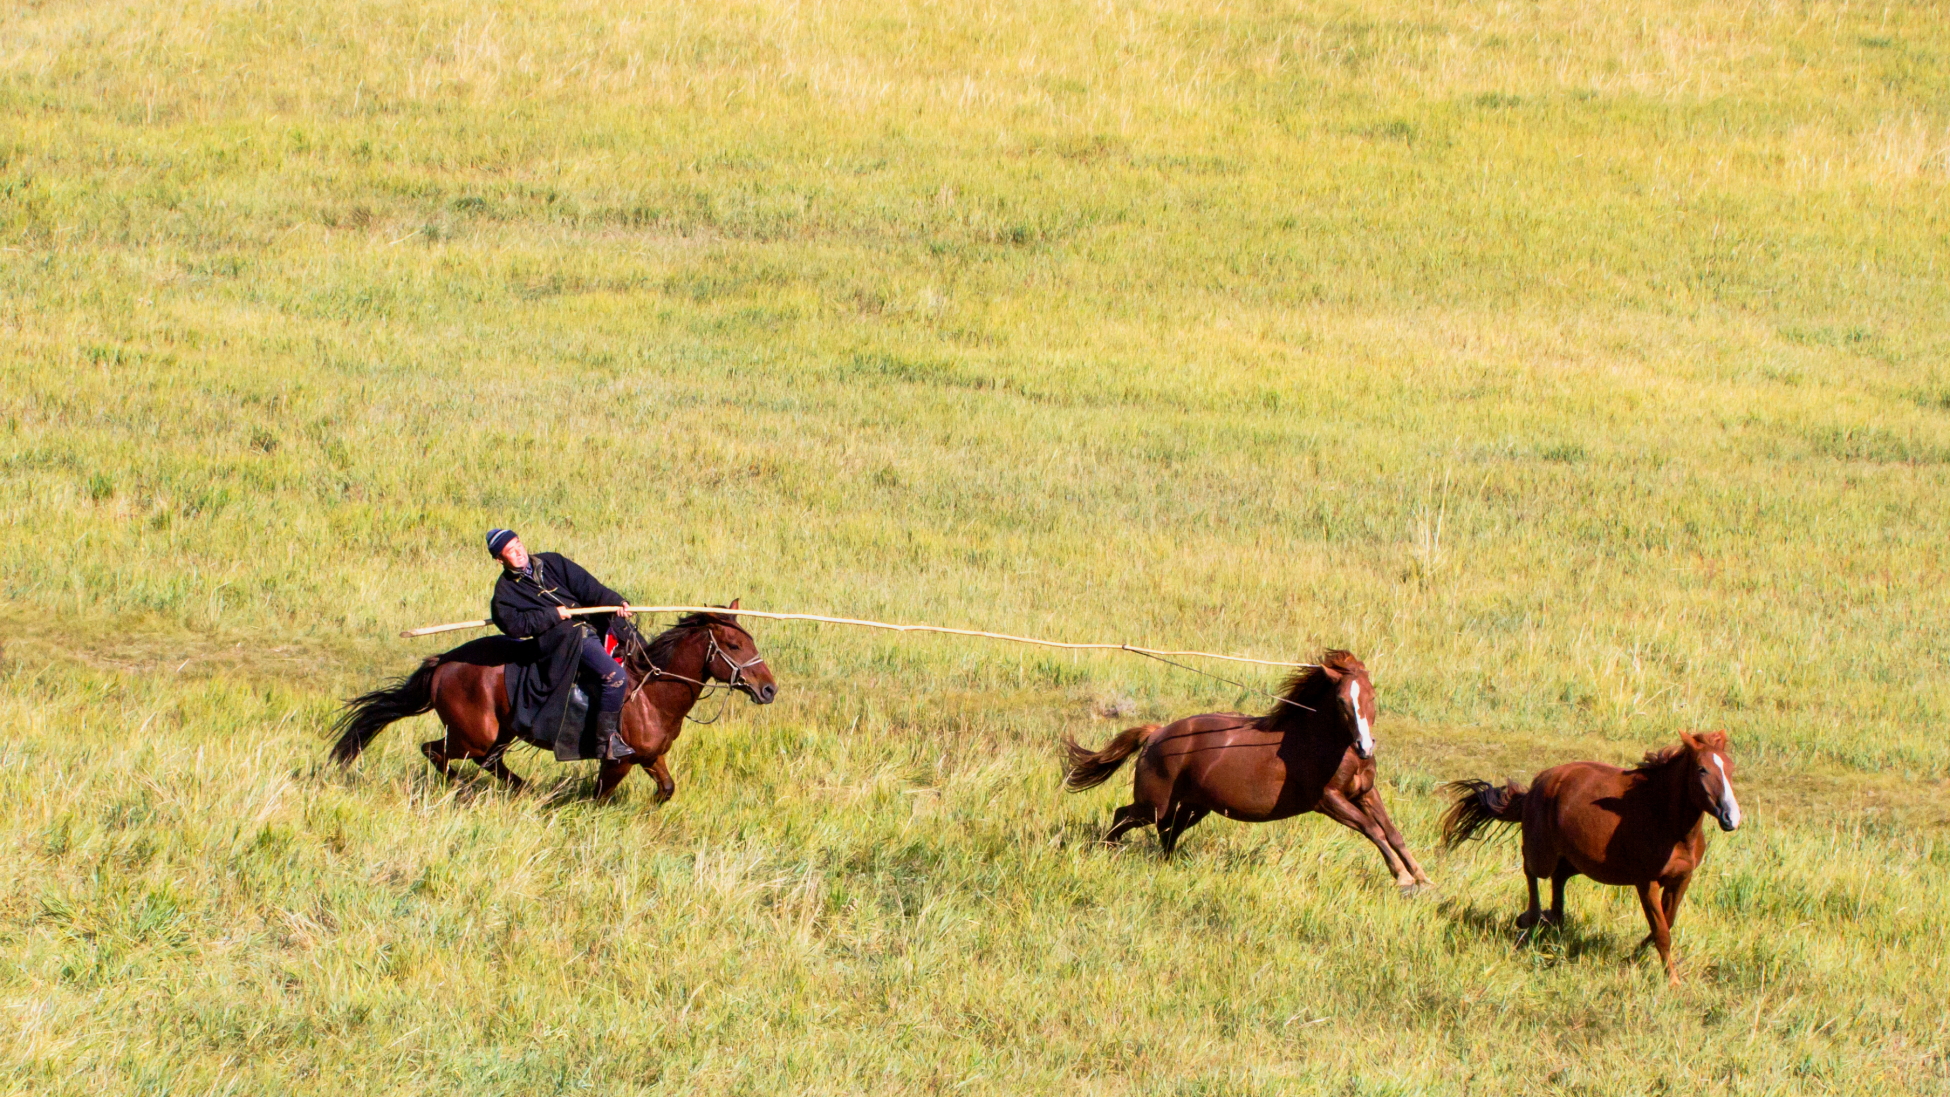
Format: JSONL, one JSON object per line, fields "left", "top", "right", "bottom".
{"left": 1265, "top": 650, "right": 1375, "bottom": 758}
{"left": 700, "top": 598, "right": 778, "bottom": 705}
{"left": 1680, "top": 730, "right": 1741, "bottom": 832}
{"left": 635, "top": 599, "right": 779, "bottom": 705}
{"left": 1316, "top": 650, "right": 1376, "bottom": 759}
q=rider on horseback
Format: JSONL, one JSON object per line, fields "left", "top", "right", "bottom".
{"left": 486, "top": 528, "right": 636, "bottom": 761}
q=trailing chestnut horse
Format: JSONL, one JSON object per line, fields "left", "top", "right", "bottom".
{"left": 1439, "top": 730, "right": 1742, "bottom": 984}
{"left": 330, "top": 604, "right": 776, "bottom": 802}
{"left": 1063, "top": 650, "right": 1432, "bottom": 891}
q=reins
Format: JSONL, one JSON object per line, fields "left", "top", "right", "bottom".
{"left": 620, "top": 620, "right": 767, "bottom": 725}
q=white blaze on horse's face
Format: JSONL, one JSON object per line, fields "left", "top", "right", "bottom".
{"left": 1711, "top": 753, "right": 1742, "bottom": 831}
{"left": 1346, "top": 678, "right": 1374, "bottom": 759}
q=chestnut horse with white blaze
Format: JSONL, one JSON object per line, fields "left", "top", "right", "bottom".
{"left": 1064, "top": 651, "right": 1432, "bottom": 891}
{"left": 1440, "top": 730, "right": 1743, "bottom": 984}
{"left": 331, "top": 604, "right": 775, "bottom": 802}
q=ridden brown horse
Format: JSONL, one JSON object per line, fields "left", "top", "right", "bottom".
{"left": 1439, "top": 730, "right": 1743, "bottom": 984}
{"left": 1063, "top": 651, "right": 1432, "bottom": 892}
{"left": 330, "top": 604, "right": 776, "bottom": 802}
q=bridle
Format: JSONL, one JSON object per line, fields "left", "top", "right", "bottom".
{"left": 623, "top": 621, "right": 769, "bottom": 724}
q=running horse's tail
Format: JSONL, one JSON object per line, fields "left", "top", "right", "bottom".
{"left": 1438, "top": 778, "right": 1528, "bottom": 848}
{"left": 330, "top": 657, "right": 441, "bottom": 766}
{"left": 1062, "top": 724, "right": 1159, "bottom": 792}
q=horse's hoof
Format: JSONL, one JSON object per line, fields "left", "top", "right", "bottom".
{"left": 1397, "top": 881, "right": 1428, "bottom": 897}
{"left": 1516, "top": 911, "right": 1541, "bottom": 929}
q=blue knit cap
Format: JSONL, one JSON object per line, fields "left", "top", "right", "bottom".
{"left": 485, "top": 528, "right": 518, "bottom": 557}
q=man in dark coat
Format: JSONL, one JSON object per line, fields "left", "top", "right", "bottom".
{"left": 486, "top": 528, "right": 636, "bottom": 761}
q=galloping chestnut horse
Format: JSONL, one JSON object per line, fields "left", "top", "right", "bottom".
{"left": 1440, "top": 730, "right": 1742, "bottom": 984}
{"left": 331, "top": 604, "right": 776, "bottom": 802}
{"left": 1064, "top": 651, "right": 1432, "bottom": 891}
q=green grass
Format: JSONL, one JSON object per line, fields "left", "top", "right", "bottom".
{"left": 4, "top": 0, "right": 1950, "bottom": 1092}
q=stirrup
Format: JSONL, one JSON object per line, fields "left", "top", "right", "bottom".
{"left": 596, "top": 711, "right": 635, "bottom": 762}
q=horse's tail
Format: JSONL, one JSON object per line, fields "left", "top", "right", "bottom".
{"left": 1438, "top": 778, "right": 1527, "bottom": 848}
{"left": 330, "top": 657, "right": 441, "bottom": 766}
{"left": 1063, "top": 724, "right": 1158, "bottom": 792}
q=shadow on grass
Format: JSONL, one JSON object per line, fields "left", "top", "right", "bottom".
{"left": 1441, "top": 898, "right": 1624, "bottom": 964}
{"left": 307, "top": 748, "right": 668, "bottom": 812}
{"left": 1048, "top": 818, "right": 1357, "bottom": 871}
{"left": 527, "top": 764, "right": 686, "bottom": 814}
{"left": 1048, "top": 818, "right": 1119, "bottom": 849}
{"left": 1045, "top": 817, "right": 1205, "bottom": 863}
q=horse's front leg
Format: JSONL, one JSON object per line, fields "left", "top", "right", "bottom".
{"left": 1635, "top": 881, "right": 1679, "bottom": 985}
{"left": 1357, "top": 787, "right": 1432, "bottom": 889}
{"left": 594, "top": 760, "right": 635, "bottom": 801}
{"left": 1660, "top": 871, "right": 1693, "bottom": 930}
{"left": 1319, "top": 788, "right": 1416, "bottom": 888}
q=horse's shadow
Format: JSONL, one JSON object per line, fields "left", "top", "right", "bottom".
{"left": 527, "top": 767, "right": 668, "bottom": 813}
{"left": 1045, "top": 818, "right": 1133, "bottom": 853}
{"left": 533, "top": 774, "right": 623, "bottom": 811}
{"left": 370, "top": 752, "right": 636, "bottom": 812}
{"left": 1044, "top": 819, "right": 1249, "bottom": 862}
{"left": 1044, "top": 818, "right": 1225, "bottom": 862}
{"left": 1441, "top": 899, "right": 1622, "bottom": 963}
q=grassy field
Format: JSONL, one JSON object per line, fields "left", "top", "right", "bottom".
{"left": 4, "top": 0, "right": 1950, "bottom": 1092}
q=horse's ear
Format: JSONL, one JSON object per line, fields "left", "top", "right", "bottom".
{"left": 1679, "top": 730, "right": 1703, "bottom": 751}
{"left": 1318, "top": 662, "right": 1345, "bottom": 683}
{"left": 1706, "top": 730, "right": 1729, "bottom": 750}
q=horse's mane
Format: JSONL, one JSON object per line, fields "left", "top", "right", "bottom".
{"left": 1631, "top": 731, "right": 1727, "bottom": 774}
{"left": 1252, "top": 649, "right": 1365, "bottom": 732}
{"left": 1633, "top": 743, "right": 1691, "bottom": 772}
{"left": 625, "top": 611, "right": 745, "bottom": 674}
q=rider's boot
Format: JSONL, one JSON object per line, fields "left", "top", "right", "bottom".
{"left": 597, "top": 710, "right": 634, "bottom": 762}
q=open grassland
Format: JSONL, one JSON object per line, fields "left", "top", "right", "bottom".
{"left": 3, "top": 0, "right": 1949, "bottom": 1092}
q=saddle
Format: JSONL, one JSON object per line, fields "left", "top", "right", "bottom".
{"left": 506, "top": 659, "right": 612, "bottom": 761}
{"left": 445, "top": 631, "right": 615, "bottom": 762}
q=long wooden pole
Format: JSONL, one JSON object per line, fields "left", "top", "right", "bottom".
{"left": 401, "top": 605, "right": 1314, "bottom": 669}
